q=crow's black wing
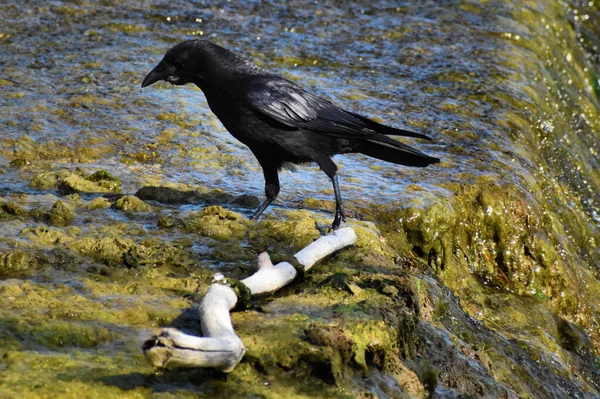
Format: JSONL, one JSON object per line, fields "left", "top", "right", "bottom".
{"left": 243, "top": 75, "right": 432, "bottom": 141}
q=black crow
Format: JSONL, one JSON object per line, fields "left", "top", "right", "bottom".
{"left": 142, "top": 40, "right": 439, "bottom": 230}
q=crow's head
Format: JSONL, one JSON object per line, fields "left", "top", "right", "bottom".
{"left": 142, "top": 40, "right": 228, "bottom": 88}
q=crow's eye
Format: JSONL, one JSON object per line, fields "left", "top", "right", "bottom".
{"left": 172, "top": 59, "right": 185, "bottom": 69}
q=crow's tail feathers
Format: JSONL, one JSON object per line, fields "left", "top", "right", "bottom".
{"left": 347, "top": 111, "right": 433, "bottom": 141}
{"left": 357, "top": 139, "right": 440, "bottom": 167}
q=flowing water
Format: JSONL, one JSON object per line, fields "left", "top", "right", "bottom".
{"left": 0, "top": 1, "right": 599, "bottom": 398}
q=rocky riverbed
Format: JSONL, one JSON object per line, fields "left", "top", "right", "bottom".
{"left": 0, "top": 1, "right": 599, "bottom": 397}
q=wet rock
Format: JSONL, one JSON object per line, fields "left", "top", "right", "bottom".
{"left": 249, "top": 211, "right": 321, "bottom": 253}
{"left": 69, "top": 237, "right": 136, "bottom": 265}
{"left": 58, "top": 174, "right": 107, "bottom": 194}
{"left": 300, "top": 197, "right": 336, "bottom": 212}
{"left": 0, "top": 250, "right": 38, "bottom": 278}
{"left": 135, "top": 185, "right": 258, "bottom": 208}
{"left": 0, "top": 0, "right": 599, "bottom": 397}
{"left": 0, "top": 202, "right": 27, "bottom": 220}
{"left": 136, "top": 186, "right": 197, "bottom": 204}
{"left": 31, "top": 321, "right": 117, "bottom": 349}
{"left": 230, "top": 194, "right": 260, "bottom": 208}
{"left": 111, "top": 195, "right": 152, "bottom": 212}
{"left": 304, "top": 323, "right": 354, "bottom": 381}
{"left": 21, "top": 227, "right": 74, "bottom": 246}
{"left": 55, "top": 170, "right": 122, "bottom": 194}
{"left": 87, "top": 197, "right": 111, "bottom": 210}
{"left": 557, "top": 317, "right": 590, "bottom": 353}
{"left": 49, "top": 200, "right": 74, "bottom": 227}
{"left": 85, "top": 170, "right": 121, "bottom": 191}
{"left": 9, "top": 158, "right": 31, "bottom": 168}
{"left": 184, "top": 206, "right": 249, "bottom": 241}
{"left": 157, "top": 215, "right": 175, "bottom": 228}
{"left": 31, "top": 171, "right": 64, "bottom": 190}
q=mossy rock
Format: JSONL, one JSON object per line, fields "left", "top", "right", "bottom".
{"left": 111, "top": 195, "right": 152, "bottom": 212}
{"left": 69, "top": 237, "right": 136, "bottom": 264}
{"left": 86, "top": 170, "right": 120, "bottom": 184}
{"left": 157, "top": 215, "right": 175, "bottom": 228}
{"left": 300, "top": 197, "right": 336, "bottom": 212}
{"left": 0, "top": 201, "right": 27, "bottom": 220}
{"left": 184, "top": 206, "right": 250, "bottom": 241}
{"left": 31, "top": 321, "right": 118, "bottom": 349}
{"left": 49, "top": 200, "right": 74, "bottom": 227}
{"left": 9, "top": 158, "right": 31, "bottom": 168}
{"left": 0, "top": 250, "right": 38, "bottom": 278}
{"left": 58, "top": 174, "right": 108, "bottom": 194}
{"left": 30, "top": 171, "right": 64, "bottom": 190}
{"left": 87, "top": 197, "right": 111, "bottom": 210}
{"left": 58, "top": 170, "right": 122, "bottom": 194}
{"left": 136, "top": 186, "right": 197, "bottom": 204}
{"left": 21, "top": 226, "right": 75, "bottom": 246}
{"left": 249, "top": 211, "right": 321, "bottom": 253}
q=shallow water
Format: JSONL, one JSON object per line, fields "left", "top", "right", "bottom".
{"left": 1, "top": 0, "right": 600, "bottom": 398}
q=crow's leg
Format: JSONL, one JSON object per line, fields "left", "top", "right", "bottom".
{"left": 251, "top": 164, "right": 280, "bottom": 220}
{"left": 316, "top": 157, "right": 346, "bottom": 231}
{"left": 330, "top": 174, "right": 347, "bottom": 230}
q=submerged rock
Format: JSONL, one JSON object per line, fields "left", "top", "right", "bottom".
{"left": 49, "top": 200, "right": 74, "bottom": 227}
{"left": 0, "top": 0, "right": 599, "bottom": 397}
{"left": 111, "top": 195, "right": 152, "bottom": 212}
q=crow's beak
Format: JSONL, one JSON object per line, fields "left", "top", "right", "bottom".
{"left": 141, "top": 62, "right": 167, "bottom": 88}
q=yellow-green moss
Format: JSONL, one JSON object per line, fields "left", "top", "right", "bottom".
{"left": 184, "top": 206, "right": 250, "bottom": 241}
{"left": 50, "top": 200, "right": 74, "bottom": 227}
{"left": 87, "top": 197, "right": 111, "bottom": 210}
{"left": 112, "top": 195, "right": 153, "bottom": 212}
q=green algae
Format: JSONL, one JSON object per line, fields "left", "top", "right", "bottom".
{"left": 0, "top": 0, "right": 599, "bottom": 397}
{"left": 112, "top": 195, "right": 153, "bottom": 212}
{"left": 0, "top": 250, "right": 38, "bottom": 278}
{"left": 60, "top": 171, "right": 122, "bottom": 193}
{"left": 50, "top": 200, "right": 74, "bottom": 227}
{"left": 21, "top": 226, "right": 76, "bottom": 246}
{"left": 249, "top": 211, "right": 321, "bottom": 254}
{"left": 2, "top": 135, "right": 104, "bottom": 165}
{"left": 184, "top": 206, "right": 250, "bottom": 241}
{"left": 87, "top": 170, "right": 121, "bottom": 186}
{"left": 30, "top": 169, "right": 124, "bottom": 194}
{"left": 0, "top": 201, "right": 27, "bottom": 220}
{"left": 88, "top": 197, "right": 112, "bottom": 210}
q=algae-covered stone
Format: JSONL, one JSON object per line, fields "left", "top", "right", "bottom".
{"left": 300, "top": 197, "right": 336, "bottom": 212}
{"left": 21, "top": 226, "right": 74, "bottom": 245}
{"left": 184, "top": 205, "right": 249, "bottom": 241}
{"left": 58, "top": 170, "right": 122, "bottom": 194}
{"left": 230, "top": 194, "right": 260, "bottom": 208}
{"left": 86, "top": 170, "right": 121, "bottom": 191}
{"left": 69, "top": 237, "right": 136, "bottom": 264}
{"left": 136, "top": 186, "right": 196, "bottom": 204}
{"left": 342, "top": 223, "right": 391, "bottom": 263}
{"left": 9, "top": 158, "right": 30, "bottom": 168}
{"left": 249, "top": 210, "right": 321, "bottom": 252}
{"left": 0, "top": 202, "right": 27, "bottom": 220}
{"left": 49, "top": 200, "right": 74, "bottom": 227}
{"left": 31, "top": 321, "right": 117, "bottom": 349}
{"left": 0, "top": 250, "right": 38, "bottom": 278}
{"left": 112, "top": 195, "right": 152, "bottom": 212}
{"left": 87, "top": 197, "right": 111, "bottom": 210}
{"left": 157, "top": 215, "right": 175, "bottom": 228}
{"left": 59, "top": 174, "right": 107, "bottom": 194}
{"left": 30, "top": 171, "right": 62, "bottom": 190}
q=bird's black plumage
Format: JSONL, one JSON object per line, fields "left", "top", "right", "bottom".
{"left": 142, "top": 40, "right": 439, "bottom": 230}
